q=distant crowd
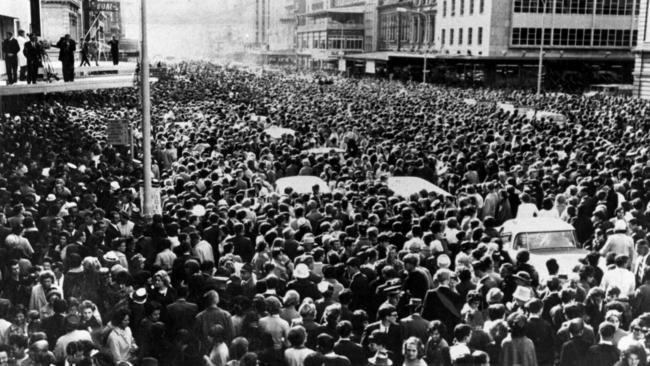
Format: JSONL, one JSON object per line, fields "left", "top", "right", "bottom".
{"left": 0, "top": 61, "right": 650, "bottom": 366}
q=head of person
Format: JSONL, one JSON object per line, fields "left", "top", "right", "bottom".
{"left": 428, "top": 320, "right": 447, "bottom": 344}
{"left": 0, "top": 345, "right": 8, "bottom": 366}
{"left": 598, "top": 321, "right": 616, "bottom": 342}
{"left": 621, "top": 343, "right": 647, "bottom": 366}
{"left": 111, "top": 308, "right": 130, "bottom": 329}
{"left": 287, "top": 326, "right": 307, "bottom": 348}
{"left": 453, "top": 324, "right": 472, "bottom": 344}
{"left": 316, "top": 333, "right": 335, "bottom": 354}
{"left": 402, "top": 337, "right": 424, "bottom": 361}
{"left": 377, "top": 304, "right": 398, "bottom": 325}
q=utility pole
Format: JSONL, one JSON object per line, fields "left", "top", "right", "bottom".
{"left": 537, "top": 0, "right": 545, "bottom": 95}
{"left": 141, "top": 0, "right": 152, "bottom": 218}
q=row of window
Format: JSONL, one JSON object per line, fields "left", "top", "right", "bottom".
{"left": 440, "top": 27, "right": 484, "bottom": 45}
{"left": 513, "top": 0, "right": 641, "bottom": 15}
{"left": 298, "top": 32, "right": 364, "bottom": 50}
{"left": 378, "top": 13, "right": 436, "bottom": 43}
{"left": 511, "top": 27, "right": 638, "bottom": 46}
{"left": 442, "top": 0, "right": 485, "bottom": 17}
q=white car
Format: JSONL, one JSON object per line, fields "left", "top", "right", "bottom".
{"left": 386, "top": 176, "right": 452, "bottom": 199}
{"left": 275, "top": 176, "right": 330, "bottom": 195}
{"left": 500, "top": 218, "right": 587, "bottom": 278}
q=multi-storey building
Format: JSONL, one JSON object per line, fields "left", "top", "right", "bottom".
{"left": 296, "top": 0, "right": 367, "bottom": 68}
{"left": 358, "top": 0, "right": 640, "bottom": 89}
{"left": 41, "top": 0, "right": 82, "bottom": 42}
{"left": 634, "top": 0, "right": 650, "bottom": 98}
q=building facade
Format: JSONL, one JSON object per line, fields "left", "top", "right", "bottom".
{"left": 377, "top": 0, "right": 436, "bottom": 52}
{"left": 268, "top": 0, "right": 296, "bottom": 50}
{"left": 41, "top": 0, "right": 82, "bottom": 42}
{"left": 296, "top": 0, "right": 367, "bottom": 68}
{"left": 634, "top": 0, "right": 650, "bottom": 98}
{"left": 365, "top": 0, "right": 640, "bottom": 89}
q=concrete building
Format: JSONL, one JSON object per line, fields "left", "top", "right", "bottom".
{"left": 296, "top": 0, "right": 367, "bottom": 69}
{"left": 268, "top": 0, "right": 296, "bottom": 51}
{"left": 1, "top": 0, "right": 36, "bottom": 78}
{"left": 359, "top": 0, "right": 640, "bottom": 89}
{"left": 41, "top": 0, "right": 82, "bottom": 42}
{"left": 0, "top": 0, "right": 37, "bottom": 38}
{"left": 634, "top": 0, "right": 650, "bottom": 98}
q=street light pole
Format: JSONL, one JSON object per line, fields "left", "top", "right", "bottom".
{"left": 537, "top": 0, "right": 545, "bottom": 95}
{"left": 141, "top": 0, "right": 153, "bottom": 218}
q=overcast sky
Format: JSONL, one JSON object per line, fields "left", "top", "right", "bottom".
{"left": 121, "top": 0, "right": 255, "bottom": 59}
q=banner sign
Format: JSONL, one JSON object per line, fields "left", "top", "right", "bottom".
{"left": 106, "top": 120, "right": 131, "bottom": 146}
{"left": 89, "top": 1, "right": 120, "bottom": 12}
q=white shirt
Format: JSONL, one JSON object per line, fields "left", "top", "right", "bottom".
{"left": 117, "top": 220, "right": 135, "bottom": 237}
{"left": 602, "top": 266, "right": 636, "bottom": 297}
{"left": 516, "top": 203, "right": 540, "bottom": 219}
{"left": 193, "top": 240, "right": 215, "bottom": 263}
{"left": 16, "top": 35, "right": 28, "bottom": 65}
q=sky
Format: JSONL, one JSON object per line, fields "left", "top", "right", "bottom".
{"left": 121, "top": 0, "right": 256, "bottom": 59}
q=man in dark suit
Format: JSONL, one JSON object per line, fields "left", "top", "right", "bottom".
{"left": 22, "top": 33, "right": 41, "bottom": 84}
{"left": 318, "top": 334, "right": 351, "bottom": 366}
{"left": 165, "top": 286, "right": 198, "bottom": 335}
{"left": 108, "top": 35, "right": 119, "bottom": 65}
{"left": 361, "top": 304, "right": 402, "bottom": 365}
{"left": 346, "top": 257, "right": 370, "bottom": 311}
{"left": 400, "top": 298, "right": 430, "bottom": 342}
{"left": 2, "top": 32, "right": 20, "bottom": 84}
{"left": 201, "top": 214, "right": 222, "bottom": 263}
{"left": 232, "top": 223, "right": 253, "bottom": 263}
{"left": 558, "top": 318, "right": 591, "bottom": 366}
{"left": 524, "top": 299, "right": 556, "bottom": 366}
{"left": 585, "top": 322, "right": 620, "bottom": 366}
{"left": 541, "top": 276, "right": 562, "bottom": 323}
{"left": 334, "top": 321, "right": 364, "bottom": 366}
{"left": 40, "top": 298, "right": 68, "bottom": 348}
{"left": 421, "top": 269, "right": 462, "bottom": 341}
{"left": 54, "top": 34, "right": 76, "bottom": 82}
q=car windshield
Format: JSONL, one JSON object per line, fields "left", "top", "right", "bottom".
{"left": 513, "top": 231, "right": 576, "bottom": 251}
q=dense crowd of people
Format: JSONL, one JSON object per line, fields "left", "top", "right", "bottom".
{"left": 1, "top": 61, "right": 650, "bottom": 366}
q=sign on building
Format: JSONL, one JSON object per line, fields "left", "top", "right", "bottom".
{"left": 140, "top": 187, "right": 162, "bottom": 215}
{"left": 89, "top": 1, "right": 120, "bottom": 12}
{"left": 338, "top": 59, "right": 346, "bottom": 72}
{"left": 365, "top": 60, "right": 376, "bottom": 74}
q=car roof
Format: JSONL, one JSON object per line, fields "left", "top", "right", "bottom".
{"left": 275, "top": 176, "right": 330, "bottom": 194}
{"left": 501, "top": 218, "right": 575, "bottom": 236}
{"left": 386, "top": 176, "right": 451, "bottom": 198}
{"left": 305, "top": 147, "right": 345, "bottom": 155}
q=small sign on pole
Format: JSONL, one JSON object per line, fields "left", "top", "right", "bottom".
{"left": 140, "top": 186, "right": 162, "bottom": 215}
{"left": 106, "top": 120, "right": 131, "bottom": 146}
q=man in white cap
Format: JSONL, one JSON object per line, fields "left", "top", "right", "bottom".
{"left": 287, "top": 263, "right": 322, "bottom": 301}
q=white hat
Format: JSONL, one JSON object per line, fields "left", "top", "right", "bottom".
{"left": 294, "top": 263, "right": 310, "bottom": 279}
{"left": 513, "top": 285, "right": 534, "bottom": 303}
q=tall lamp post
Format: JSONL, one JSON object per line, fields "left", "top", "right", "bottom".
{"left": 141, "top": 0, "right": 152, "bottom": 218}
{"left": 397, "top": 7, "right": 428, "bottom": 84}
{"left": 537, "top": 0, "right": 546, "bottom": 95}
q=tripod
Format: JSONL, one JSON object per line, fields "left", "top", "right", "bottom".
{"left": 40, "top": 53, "right": 59, "bottom": 82}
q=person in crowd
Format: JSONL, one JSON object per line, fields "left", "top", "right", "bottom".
{"left": 6, "top": 60, "right": 650, "bottom": 366}
{"left": 284, "top": 326, "right": 315, "bottom": 366}
{"left": 2, "top": 32, "right": 19, "bottom": 85}
{"left": 108, "top": 35, "right": 119, "bottom": 65}
{"left": 22, "top": 33, "right": 41, "bottom": 85}
{"left": 586, "top": 321, "right": 621, "bottom": 366}
{"left": 54, "top": 34, "right": 76, "bottom": 82}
